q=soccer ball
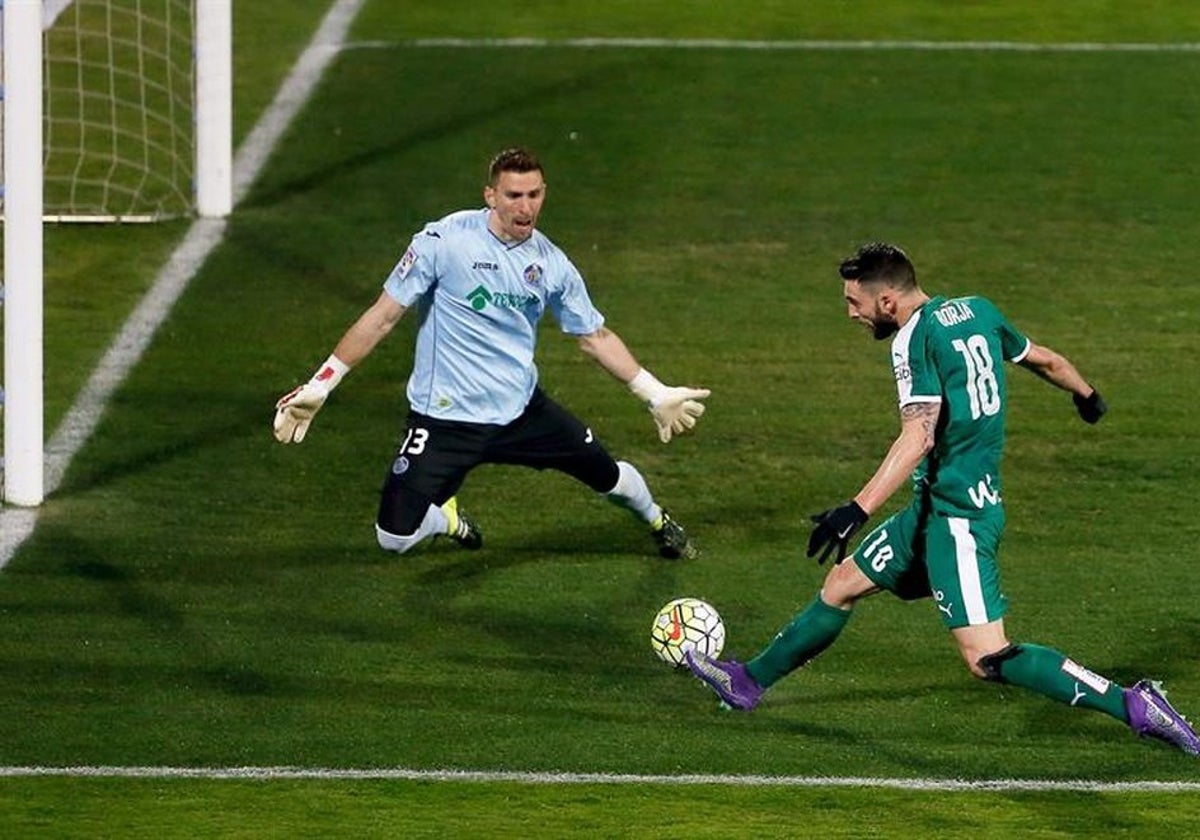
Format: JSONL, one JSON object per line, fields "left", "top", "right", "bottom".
{"left": 650, "top": 597, "right": 725, "bottom": 667}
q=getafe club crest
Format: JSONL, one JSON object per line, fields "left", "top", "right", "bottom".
{"left": 522, "top": 263, "right": 543, "bottom": 286}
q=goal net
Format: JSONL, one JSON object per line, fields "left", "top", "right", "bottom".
{"left": 39, "top": 0, "right": 196, "bottom": 222}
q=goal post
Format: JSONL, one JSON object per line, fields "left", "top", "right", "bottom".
{"left": 2, "top": 0, "right": 230, "bottom": 506}
{"left": 3, "top": 0, "right": 45, "bottom": 506}
{"left": 195, "top": 0, "right": 232, "bottom": 217}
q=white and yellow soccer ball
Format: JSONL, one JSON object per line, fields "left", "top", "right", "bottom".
{"left": 650, "top": 597, "right": 725, "bottom": 667}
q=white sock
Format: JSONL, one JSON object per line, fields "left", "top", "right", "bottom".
{"left": 376, "top": 503, "right": 448, "bottom": 554}
{"left": 605, "top": 460, "right": 661, "bottom": 525}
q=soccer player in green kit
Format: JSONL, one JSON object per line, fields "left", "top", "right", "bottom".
{"left": 686, "top": 241, "right": 1199, "bottom": 755}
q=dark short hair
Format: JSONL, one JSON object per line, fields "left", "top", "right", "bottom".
{"left": 838, "top": 242, "right": 916, "bottom": 290}
{"left": 488, "top": 148, "right": 543, "bottom": 185}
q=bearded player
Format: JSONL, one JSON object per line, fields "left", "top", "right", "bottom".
{"left": 686, "top": 241, "right": 1198, "bottom": 756}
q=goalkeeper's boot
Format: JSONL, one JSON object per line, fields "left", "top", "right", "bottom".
{"left": 684, "top": 650, "right": 764, "bottom": 711}
{"left": 441, "top": 497, "right": 483, "bottom": 550}
{"left": 1124, "top": 679, "right": 1200, "bottom": 756}
{"left": 652, "top": 509, "right": 698, "bottom": 560}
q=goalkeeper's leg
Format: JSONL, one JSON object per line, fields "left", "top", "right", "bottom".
{"left": 375, "top": 497, "right": 482, "bottom": 553}
{"left": 552, "top": 448, "right": 687, "bottom": 556}
{"left": 376, "top": 502, "right": 450, "bottom": 553}
{"left": 489, "top": 391, "right": 697, "bottom": 558}
{"left": 604, "top": 459, "right": 659, "bottom": 525}
{"left": 376, "top": 416, "right": 484, "bottom": 553}
{"left": 603, "top": 460, "right": 698, "bottom": 560}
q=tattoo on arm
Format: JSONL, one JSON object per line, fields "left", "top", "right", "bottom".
{"left": 900, "top": 402, "right": 940, "bottom": 449}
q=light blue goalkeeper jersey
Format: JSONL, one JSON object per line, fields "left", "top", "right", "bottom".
{"left": 383, "top": 208, "right": 605, "bottom": 424}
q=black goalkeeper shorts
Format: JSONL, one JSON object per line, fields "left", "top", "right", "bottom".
{"left": 376, "top": 388, "right": 620, "bottom": 535}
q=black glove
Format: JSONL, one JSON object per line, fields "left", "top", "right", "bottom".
{"left": 806, "top": 501, "right": 869, "bottom": 565}
{"left": 1073, "top": 389, "right": 1107, "bottom": 424}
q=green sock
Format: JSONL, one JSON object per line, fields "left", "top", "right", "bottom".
{"left": 746, "top": 594, "right": 851, "bottom": 688}
{"left": 994, "top": 643, "right": 1128, "bottom": 722}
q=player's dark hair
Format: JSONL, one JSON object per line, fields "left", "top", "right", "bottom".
{"left": 838, "top": 242, "right": 916, "bottom": 290}
{"left": 488, "top": 147, "right": 543, "bottom": 185}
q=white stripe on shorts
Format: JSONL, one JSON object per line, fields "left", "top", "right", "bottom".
{"left": 948, "top": 517, "right": 988, "bottom": 625}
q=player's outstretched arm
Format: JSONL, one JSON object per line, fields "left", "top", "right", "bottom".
{"left": 1018, "top": 342, "right": 1107, "bottom": 423}
{"left": 576, "top": 326, "right": 711, "bottom": 443}
{"left": 273, "top": 292, "right": 407, "bottom": 444}
{"left": 808, "top": 400, "right": 939, "bottom": 564}
{"left": 274, "top": 356, "right": 348, "bottom": 444}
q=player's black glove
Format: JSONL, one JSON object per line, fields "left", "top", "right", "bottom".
{"left": 806, "top": 501, "right": 869, "bottom": 565}
{"left": 1073, "top": 389, "right": 1107, "bottom": 424}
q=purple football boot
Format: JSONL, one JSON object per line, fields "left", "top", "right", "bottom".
{"left": 1125, "top": 679, "right": 1200, "bottom": 756}
{"left": 684, "top": 649, "right": 764, "bottom": 711}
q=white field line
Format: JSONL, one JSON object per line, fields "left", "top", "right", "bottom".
{"left": 0, "top": 766, "right": 1198, "bottom": 792}
{"left": 347, "top": 37, "right": 1200, "bottom": 53}
{"left": 42, "top": 0, "right": 76, "bottom": 31}
{"left": 0, "top": 0, "right": 368, "bottom": 569}
{"left": 230, "top": 1, "right": 364, "bottom": 207}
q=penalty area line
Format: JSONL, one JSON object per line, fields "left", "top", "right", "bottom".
{"left": 1, "top": 766, "right": 1198, "bottom": 793}
{"left": 344, "top": 37, "right": 1200, "bottom": 53}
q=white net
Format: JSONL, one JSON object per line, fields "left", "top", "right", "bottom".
{"left": 39, "top": 0, "right": 195, "bottom": 221}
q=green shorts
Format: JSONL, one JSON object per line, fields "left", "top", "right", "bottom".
{"left": 850, "top": 495, "right": 1008, "bottom": 629}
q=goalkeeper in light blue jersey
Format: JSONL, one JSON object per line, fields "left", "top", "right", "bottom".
{"left": 685, "top": 242, "right": 1199, "bottom": 757}
{"left": 274, "top": 148, "right": 708, "bottom": 560}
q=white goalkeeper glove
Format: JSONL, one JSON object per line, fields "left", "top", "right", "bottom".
{"left": 627, "top": 368, "right": 711, "bottom": 444}
{"left": 273, "top": 355, "right": 350, "bottom": 444}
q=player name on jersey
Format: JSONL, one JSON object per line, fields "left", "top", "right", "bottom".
{"left": 932, "top": 299, "right": 976, "bottom": 327}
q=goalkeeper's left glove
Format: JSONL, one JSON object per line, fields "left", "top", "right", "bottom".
{"left": 627, "top": 368, "right": 711, "bottom": 443}
{"left": 806, "top": 501, "right": 869, "bottom": 565}
{"left": 273, "top": 355, "right": 349, "bottom": 444}
{"left": 1073, "top": 388, "right": 1107, "bottom": 424}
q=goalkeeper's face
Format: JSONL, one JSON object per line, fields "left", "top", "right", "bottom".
{"left": 844, "top": 280, "right": 899, "bottom": 340}
{"left": 485, "top": 170, "right": 546, "bottom": 243}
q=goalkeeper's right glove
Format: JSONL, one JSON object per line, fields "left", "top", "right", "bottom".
{"left": 273, "top": 355, "right": 349, "bottom": 444}
{"left": 627, "top": 368, "right": 711, "bottom": 443}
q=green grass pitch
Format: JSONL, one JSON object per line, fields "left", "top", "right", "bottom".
{"left": 3, "top": 1, "right": 1200, "bottom": 835}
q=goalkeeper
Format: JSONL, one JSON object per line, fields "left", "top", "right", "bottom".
{"left": 273, "top": 148, "right": 707, "bottom": 559}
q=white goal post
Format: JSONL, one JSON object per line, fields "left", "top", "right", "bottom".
{"left": 2, "top": 0, "right": 230, "bottom": 506}
{"left": 3, "top": 0, "right": 43, "bottom": 506}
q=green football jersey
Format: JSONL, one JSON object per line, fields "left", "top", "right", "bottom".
{"left": 890, "top": 295, "right": 1031, "bottom": 518}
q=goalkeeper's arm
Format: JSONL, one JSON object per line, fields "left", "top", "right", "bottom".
{"left": 576, "top": 326, "right": 711, "bottom": 443}
{"left": 273, "top": 292, "right": 407, "bottom": 444}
